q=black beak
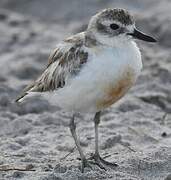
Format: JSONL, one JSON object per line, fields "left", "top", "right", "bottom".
{"left": 128, "top": 28, "right": 157, "bottom": 42}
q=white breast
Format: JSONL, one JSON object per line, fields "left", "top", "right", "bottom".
{"left": 43, "top": 41, "right": 142, "bottom": 113}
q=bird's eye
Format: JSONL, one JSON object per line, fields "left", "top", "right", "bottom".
{"left": 110, "top": 23, "right": 119, "bottom": 30}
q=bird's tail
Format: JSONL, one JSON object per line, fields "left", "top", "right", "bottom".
{"left": 15, "top": 83, "right": 35, "bottom": 103}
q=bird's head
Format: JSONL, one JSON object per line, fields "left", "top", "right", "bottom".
{"left": 87, "top": 8, "right": 157, "bottom": 47}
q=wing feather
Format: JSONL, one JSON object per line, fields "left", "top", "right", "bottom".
{"left": 15, "top": 33, "right": 88, "bottom": 102}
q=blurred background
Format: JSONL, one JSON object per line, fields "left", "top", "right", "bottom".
{"left": 0, "top": 0, "right": 171, "bottom": 180}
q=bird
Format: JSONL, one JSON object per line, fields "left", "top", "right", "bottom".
{"left": 15, "top": 8, "right": 157, "bottom": 172}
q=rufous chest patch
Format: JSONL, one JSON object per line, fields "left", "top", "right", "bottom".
{"left": 96, "top": 68, "right": 135, "bottom": 109}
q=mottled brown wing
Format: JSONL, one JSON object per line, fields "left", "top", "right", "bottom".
{"left": 15, "top": 36, "right": 88, "bottom": 102}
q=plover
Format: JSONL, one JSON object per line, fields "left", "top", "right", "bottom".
{"left": 16, "top": 8, "right": 156, "bottom": 172}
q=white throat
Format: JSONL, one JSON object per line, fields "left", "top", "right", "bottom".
{"left": 86, "top": 40, "right": 142, "bottom": 80}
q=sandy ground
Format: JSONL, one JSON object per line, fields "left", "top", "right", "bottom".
{"left": 0, "top": 0, "right": 171, "bottom": 179}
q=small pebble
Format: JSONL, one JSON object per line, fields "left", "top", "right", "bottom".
{"left": 161, "top": 132, "right": 167, "bottom": 137}
{"left": 12, "top": 171, "right": 25, "bottom": 178}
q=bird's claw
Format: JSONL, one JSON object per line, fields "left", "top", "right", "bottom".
{"left": 88, "top": 153, "right": 118, "bottom": 170}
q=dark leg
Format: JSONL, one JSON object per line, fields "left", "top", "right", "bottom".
{"left": 91, "top": 111, "right": 118, "bottom": 169}
{"left": 69, "top": 114, "right": 90, "bottom": 172}
{"left": 94, "top": 111, "right": 101, "bottom": 157}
